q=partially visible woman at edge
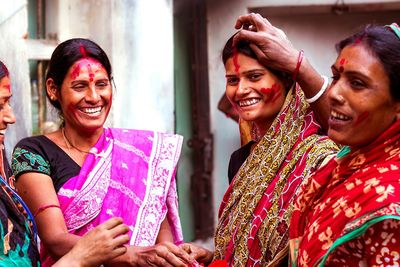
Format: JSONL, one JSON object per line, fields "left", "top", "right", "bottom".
{"left": 0, "top": 59, "right": 130, "bottom": 267}
{"left": 11, "top": 38, "right": 193, "bottom": 266}
{"left": 183, "top": 28, "right": 338, "bottom": 266}
{"left": 288, "top": 23, "right": 400, "bottom": 266}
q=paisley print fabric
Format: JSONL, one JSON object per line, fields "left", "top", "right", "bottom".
{"left": 290, "top": 120, "right": 400, "bottom": 266}
{"left": 214, "top": 84, "right": 338, "bottom": 266}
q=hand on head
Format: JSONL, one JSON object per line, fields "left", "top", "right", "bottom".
{"left": 233, "top": 13, "right": 299, "bottom": 74}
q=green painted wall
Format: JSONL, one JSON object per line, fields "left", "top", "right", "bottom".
{"left": 173, "top": 11, "right": 195, "bottom": 241}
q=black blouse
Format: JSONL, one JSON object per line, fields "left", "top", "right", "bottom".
{"left": 12, "top": 135, "right": 80, "bottom": 192}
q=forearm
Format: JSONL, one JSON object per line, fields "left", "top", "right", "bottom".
{"left": 296, "top": 57, "right": 330, "bottom": 131}
{"left": 44, "top": 232, "right": 80, "bottom": 260}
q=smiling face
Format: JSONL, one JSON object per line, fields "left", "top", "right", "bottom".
{"left": 49, "top": 58, "right": 112, "bottom": 134}
{"left": 225, "top": 53, "right": 286, "bottom": 133}
{"left": 327, "top": 44, "right": 400, "bottom": 147}
{"left": 0, "top": 76, "right": 16, "bottom": 144}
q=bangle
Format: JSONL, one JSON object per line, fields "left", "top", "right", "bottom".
{"left": 292, "top": 49, "right": 304, "bottom": 81}
{"left": 306, "top": 75, "right": 329, "bottom": 103}
{"left": 34, "top": 204, "right": 61, "bottom": 218}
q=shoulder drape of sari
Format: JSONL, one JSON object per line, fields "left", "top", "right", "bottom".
{"left": 214, "top": 84, "right": 338, "bottom": 267}
{"left": 41, "top": 128, "right": 183, "bottom": 266}
{"left": 289, "top": 119, "right": 400, "bottom": 267}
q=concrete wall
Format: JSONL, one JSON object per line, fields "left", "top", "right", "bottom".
{"left": 206, "top": 0, "right": 400, "bottom": 223}
{"left": 0, "top": 0, "right": 31, "bottom": 158}
{"left": 45, "top": 0, "right": 175, "bottom": 132}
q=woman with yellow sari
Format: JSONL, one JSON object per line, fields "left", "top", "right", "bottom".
{"left": 183, "top": 26, "right": 338, "bottom": 266}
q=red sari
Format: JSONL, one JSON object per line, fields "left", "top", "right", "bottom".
{"left": 290, "top": 120, "right": 400, "bottom": 266}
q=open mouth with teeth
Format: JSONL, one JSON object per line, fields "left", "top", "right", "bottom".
{"left": 80, "top": 106, "right": 103, "bottom": 116}
{"left": 331, "top": 110, "right": 351, "bottom": 121}
{"left": 237, "top": 98, "right": 261, "bottom": 107}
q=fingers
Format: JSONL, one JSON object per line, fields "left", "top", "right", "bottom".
{"left": 249, "top": 43, "right": 268, "bottom": 62}
{"left": 179, "top": 243, "right": 192, "bottom": 254}
{"left": 235, "top": 13, "right": 271, "bottom": 31}
{"left": 98, "top": 217, "right": 124, "bottom": 230}
{"left": 112, "top": 233, "right": 130, "bottom": 248}
{"left": 108, "top": 245, "right": 128, "bottom": 259}
{"left": 233, "top": 29, "right": 263, "bottom": 47}
{"left": 148, "top": 242, "right": 194, "bottom": 267}
{"left": 109, "top": 222, "right": 130, "bottom": 238}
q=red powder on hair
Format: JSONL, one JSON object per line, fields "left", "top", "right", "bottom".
{"left": 79, "top": 45, "right": 88, "bottom": 57}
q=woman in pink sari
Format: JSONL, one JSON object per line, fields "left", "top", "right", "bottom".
{"left": 11, "top": 38, "right": 192, "bottom": 266}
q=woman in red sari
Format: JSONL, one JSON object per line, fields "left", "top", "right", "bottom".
{"left": 288, "top": 23, "right": 400, "bottom": 266}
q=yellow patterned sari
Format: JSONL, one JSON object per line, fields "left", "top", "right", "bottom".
{"left": 214, "top": 84, "right": 338, "bottom": 266}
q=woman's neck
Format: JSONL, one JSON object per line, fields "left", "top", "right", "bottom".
{"left": 62, "top": 125, "right": 104, "bottom": 152}
{"left": 252, "top": 121, "right": 273, "bottom": 142}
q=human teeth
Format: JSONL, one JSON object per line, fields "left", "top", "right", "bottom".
{"left": 331, "top": 110, "right": 350, "bottom": 120}
{"left": 0, "top": 130, "right": 5, "bottom": 135}
{"left": 83, "top": 107, "right": 102, "bottom": 114}
{"left": 238, "top": 99, "right": 260, "bottom": 107}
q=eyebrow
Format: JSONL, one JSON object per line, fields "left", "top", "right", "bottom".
{"left": 225, "top": 68, "right": 266, "bottom": 77}
{"left": 71, "top": 78, "right": 109, "bottom": 84}
{"left": 331, "top": 65, "right": 372, "bottom": 81}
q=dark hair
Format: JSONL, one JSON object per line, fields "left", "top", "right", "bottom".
{"left": 46, "top": 38, "right": 112, "bottom": 110}
{"left": 222, "top": 33, "right": 292, "bottom": 90}
{"left": 0, "top": 60, "right": 9, "bottom": 80}
{"left": 336, "top": 24, "right": 400, "bottom": 100}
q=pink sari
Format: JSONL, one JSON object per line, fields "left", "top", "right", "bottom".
{"left": 41, "top": 128, "right": 184, "bottom": 266}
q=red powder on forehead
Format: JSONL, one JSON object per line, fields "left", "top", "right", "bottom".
{"left": 70, "top": 63, "right": 82, "bottom": 80}
{"left": 339, "top": 58, "right": 346, "bottom": 65}
{"left": 70, "top": 58, "right": 102, "bottom": 80}
{"left": 79, "top": 44, "right": 88, "bottom": 57}
{"left": 87, "top": 63, "right": 95, "bottom": 82}
{"left": 233, "top": 47, "right": 240, "bottom": 74}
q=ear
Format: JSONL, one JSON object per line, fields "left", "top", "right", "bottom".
{"left": 46, "top": 78, "right": 58, "bottom": 101}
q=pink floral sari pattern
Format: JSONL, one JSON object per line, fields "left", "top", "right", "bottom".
{"left": 41, "top": 128, "right": 183, "bottom": 266}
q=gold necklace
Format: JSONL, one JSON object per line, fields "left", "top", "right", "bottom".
{"left": 61, "top": 128, "right": 92, "bottom": 154}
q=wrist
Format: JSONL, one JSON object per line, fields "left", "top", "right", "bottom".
{"left": 292, "top": 49, "right": 304, "bottom": 81}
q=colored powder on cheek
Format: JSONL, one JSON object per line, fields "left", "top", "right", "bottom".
{"left": 262, "top": 83, "right": 282, "bottom": 103}
{"left": 353, "top": 111, "right": 369, "bottom": 127}
{"left": 271, "top": 91, "right": 282, "bottom": 103}
{"left": 233, "top": 48, "right": 240, "bottom": 74}
{"left": 79, "top": 45, "right": 88, "bottom": 57}
{"left": 70, "top": 64, "right": 82, "bottom": 80}
{"left": 1, "top": 84, "right": 11, "bottom": 93}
